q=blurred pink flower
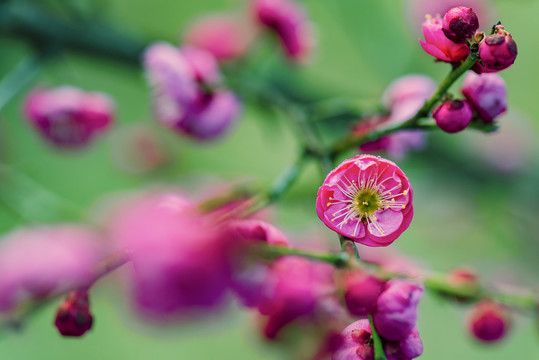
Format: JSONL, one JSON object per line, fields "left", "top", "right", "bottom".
{"left": 252, "top": 0, "right": 315, "bottom": 62}
{"left": 316, "top": 155, "right": 414, "bottom": 247}
{"left": 432, "top": 99, "right": 473, "bottom": 133}
{"left": 357, "top": 75, "right": 436, "bottom": 160}
{"left": 0, "top": 225, "right": 102, "bottom": 312}
{"left": 183, "top": 13, "right": 256, "bottom": 62}
{"left": 23, "top": 86, "right": 114, "bottom": 148}
{"left": 419, "top": 15, "right": 470, "bottom": 63}
{"left": 144, "top": 43, "right": 241, "bottom": 141}
{"left": 108, "top": 191, "right": 239, "bottom": 320}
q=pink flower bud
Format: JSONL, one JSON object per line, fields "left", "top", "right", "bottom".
{"left": 343, "top": 270, "right": 385, "bottom": 316}
{"left": 23, "top": 86, "right": 114, "bottom": 148}
{"left": 372, "top": 279, "right": 424, "bottom": 341}
{"left": 0, "top": 226, "right": 102, "bottom": 312}
{"left": 442, "top": 7, "right": 479, "bottom": 43}
{"left": 54, "top": 290, "right": 93, "bottom": 337}
{"left": 252, "top": 0, "right": 315, "bottom": 62}
{"left": 432, "top": 99, "right": 473, "bottom": 133}
{"left": 419, "top": 15, "right": 470, "bottom": 63}
{"left": 381, "top": 74, "right": 437, "bottom": 110}
{"left": 477, "top": 26, "right": 517, "bottom": 73}
{"left": 316, "top": 155, "right": 414, "bottom": 247}
{"left": 332, "top": 319, "right": 423, "bottom": 360}
{"left": 461, "top": 72, "right": 507, "bottom": 122}
{"left": 183, "top": 13, "right": 256, "bottom": 62}
{"left": 468, "top": 301, "right": 509, "bottom": 342}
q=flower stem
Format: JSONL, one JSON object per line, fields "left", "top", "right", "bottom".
{"left": 259, "top": 244, "right": 349, "bottom": 268}
{"left": 369, "top": 315, "right": 388, "bottom": 360}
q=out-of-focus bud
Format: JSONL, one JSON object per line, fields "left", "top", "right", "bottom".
{"left": 183, "top": 13, "right": 256, "bottom": 62}
{"left": 442, "top": 6, "right": 479, "bottom": 43}
{"left": 372, "top": 279, "right": 424, "bottom": 341}
{"left": 180, "top": 45, "right": 221, "bottom": 85}
{"left": 461, "top": 72, "right": 507, "bottom": 122}
{"left": 476, "top": 25, "right": 517, "bottom": 73}
{"left": 384, "top": 327, "right": 423, "bottom": 360}
{"left": 252, "top": 0, "right": 315, "bottom": 62}
{"left": 23, "top": 86, "right": 114, "bottom": 148}
{"left": 419, "top": 15, "right": 470, "bottom": 63}
{"left": 178, "top": 90, "right": 241, "bottom": 141}
{"left": 432, "top": 99, "right": 473, "bottom": 133}
{"left": 468, "top": 300, "right": 510, "bottom": 342}
{"left": 144, "top": 43, "right": 241, "bottom": 142}
{"left": 54, "top": 289, "right": 93, "bottom": 337}
{"left": 343, "top": 270, "right": 385, "bottom": 317}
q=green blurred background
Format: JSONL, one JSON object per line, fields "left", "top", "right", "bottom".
{"left": 1, "top": 0, "right": 538, "bottom": 358}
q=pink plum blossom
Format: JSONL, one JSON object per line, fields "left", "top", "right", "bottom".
{"left": 432, "top": 99, "right": 473, "bottom": 133}
{"left": 252, "top": 0, "right": 315, "bottom": 62}
{"left": 419, "top": 15, "right": 470, "bottom": 63}
{"left": 0, "top": 225, "right": 103, "bottom": 312}
{"left": 180, "top": 45, "right": 221, "bottom": 85}
{"left": 372, "top": 279, "right": 424, "bottom": 341}
{"left": 316, "top": 155, "right": 413, "bottom": 247}
{"left": 23, "top": 86, "right": 114, "bottom": 148}
{"left": 183, "top": 13, "right": 256, "bottom": 62}
{"left": 461, "top": 72, "right": 507, "bottom": 122}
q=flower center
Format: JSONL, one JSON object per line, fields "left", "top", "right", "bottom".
{"left": 352, "top": 189, "right": 381, "bottom": 218}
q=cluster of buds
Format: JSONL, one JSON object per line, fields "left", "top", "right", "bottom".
{"left": 418, "top": 6, "right": 514, "bottom": 133}
{"left": 420, "top": 6, "right": 517, "bottom": 73}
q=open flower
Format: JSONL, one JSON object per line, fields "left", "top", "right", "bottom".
{"left": 316, "top": 155, "right": 413, "bottom": 247}
{"left": 419, "top": 15, "right": 470, "bottom": 63}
